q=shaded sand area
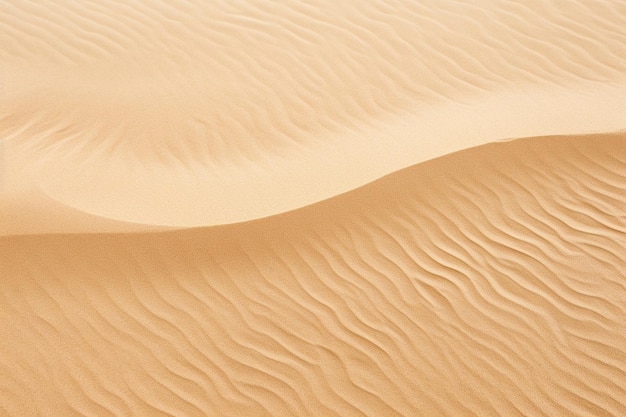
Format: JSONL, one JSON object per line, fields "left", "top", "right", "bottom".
{"left": 1, "top": 134, "right": 625, "bottom": 416}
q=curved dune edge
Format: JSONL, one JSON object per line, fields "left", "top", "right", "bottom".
{"left": 3, "top": 83, "right": 626, "bottom": 233}
{"left": 0, "top": 187, "right": 179, "bottom": 237}
{"left": 3, "top": 0, "right": 626, "bottom": 230}
{"left": 1, "top": 133, "right": 624, "bottom": 416}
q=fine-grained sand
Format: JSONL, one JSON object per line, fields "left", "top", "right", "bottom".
{"left": 1, "top": 1, "right": 626, "bottom": 416}
{"left": 1, "top": 134, "right": 625, "bottom": 416}
{"left": 3, "top": 0, "right": 626, "bottom": 231}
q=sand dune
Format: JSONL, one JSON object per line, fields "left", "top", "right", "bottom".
{"left": 3, "top": 0, "right": 626, "bottom": 230}
{"left": 2, "top": 1, "right": 626, "bottom": 416}
{"left": 1, "top": 134, "right": 625, "bottom": 416}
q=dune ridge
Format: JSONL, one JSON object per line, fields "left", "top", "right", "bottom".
{"left": 1, "top": 133, "right": 624, "bottom": 416}
{"left": 2, "top": 1, "right": 625, "bottom": 415}
{"left": 3, "top": 0, "right": 626, "bottom": 229}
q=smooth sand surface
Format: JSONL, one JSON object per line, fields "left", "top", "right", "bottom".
{"left": 1, "top": 1, "right": 626, "bottom": 416}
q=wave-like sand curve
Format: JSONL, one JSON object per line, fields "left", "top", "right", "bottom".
{"left": 1, "top": 134, "right": 624, "bottom": 416}
{"left": 2, "top": 0, "right": 626, "bottom": 229}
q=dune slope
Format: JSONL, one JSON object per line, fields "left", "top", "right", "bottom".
{"left": 1, "top": 133, "right": 624, "bottom": 417}
{"left": 3, "top": 0, "right": 626, "bottom": 229}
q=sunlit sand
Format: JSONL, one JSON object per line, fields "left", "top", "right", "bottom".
{"left": 1, "top": 1, "right": 625, "bottom": 416}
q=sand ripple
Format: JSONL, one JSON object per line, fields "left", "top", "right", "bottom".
{"left": 1, "top": 134, "right": 624, "bottom": 416}
{"left": 2, "top": 0, "right": 626, "bottom": 228}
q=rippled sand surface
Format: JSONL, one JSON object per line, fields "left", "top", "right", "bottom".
{"left": 1, "top": 1, "right": 625, "bottom": 416}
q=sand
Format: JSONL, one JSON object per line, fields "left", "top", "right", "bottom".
{"left": 1, "top": 1, "right": 625, "bottom": 416}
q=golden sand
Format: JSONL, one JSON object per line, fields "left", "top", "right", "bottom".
{"left": 1, "top": 1, "right": 625, "bottom": 416}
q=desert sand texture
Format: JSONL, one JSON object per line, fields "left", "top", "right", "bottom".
{"left": 3, "top": 0, "right": 626, "bottom": 232}
{"left": 1, "top": 134, "right": 625, "bottom": 416}
{"left": 1, "top": 0, "right": 626, "bottom": 416}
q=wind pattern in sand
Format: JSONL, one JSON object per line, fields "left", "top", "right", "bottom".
{"left": 1, "top": 1, "right": 625, "bottom": 416}
{"left": 1, "top": 135, "right": 625, "bottom": 416}
{"left": 3, "top": 0, "right": 626, "bottom": 227}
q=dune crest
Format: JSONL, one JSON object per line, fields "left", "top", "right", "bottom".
{"left": 3, "top": 0, "right": 626, "bottom": 230}
{"left": 1, "top": 134, "right": 624, "bottom": 416}
{"left": 2, "top": 1, "right": 625, "bottom": 415}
